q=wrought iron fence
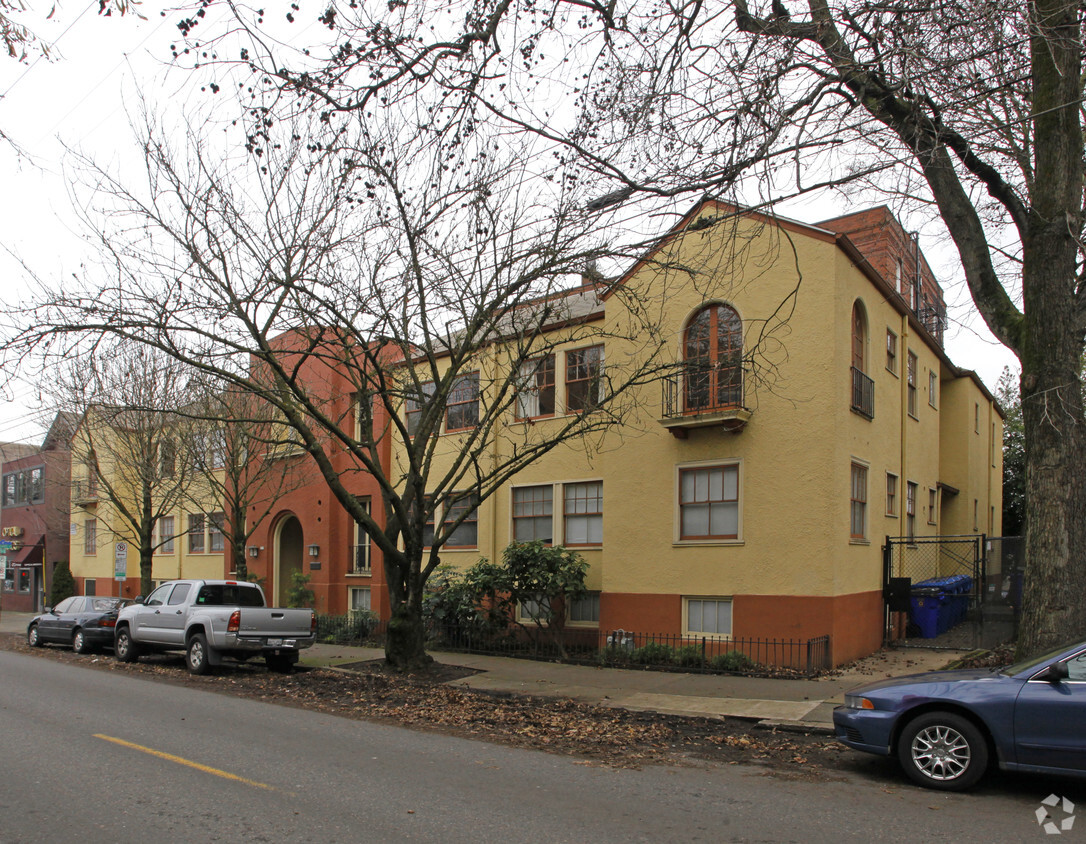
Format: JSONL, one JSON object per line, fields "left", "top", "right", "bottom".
{"left": 314, "top": 613, "right": 831, "bottom": 676}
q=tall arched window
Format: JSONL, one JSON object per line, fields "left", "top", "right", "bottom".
{"left": 851, "top": 301, "right": 874, "bottom": 418}
{"left": 684, "top": 303, "right": 743, "bottom": 411}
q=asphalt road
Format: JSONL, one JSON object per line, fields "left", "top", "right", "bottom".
{"left": 0, "top": 651, "right": 1082, "bottom": 843}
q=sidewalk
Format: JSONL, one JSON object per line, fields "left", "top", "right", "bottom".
{"left": 0, "top": 609, "right": 964, "bottom": 730}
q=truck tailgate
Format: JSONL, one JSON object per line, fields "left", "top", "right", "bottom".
{"left": 235, "top": 608, "right": 314, "bottom": 638}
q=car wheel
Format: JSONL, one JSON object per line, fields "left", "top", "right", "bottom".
{"left": 897, "top": 712, "right": 989, "bottom": 791}
{"left": 187, "top": 633, "right": 211, "bottom": 676}
{"left": 114, "top": 627, "right": 140, "bottom": 663}
{"left": 27, "top": 624, "right": 41, "bottom": 648}
{"left": 72, "top": 629, "right": 90, "bottom": 654}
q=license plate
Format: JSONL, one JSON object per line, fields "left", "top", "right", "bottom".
{"left": 267, "top": 638, "right": 283, "bottom": 647}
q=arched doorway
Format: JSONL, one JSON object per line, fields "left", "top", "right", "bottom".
{"left": 275, "top": 515, "right": 304, "bottom": 607}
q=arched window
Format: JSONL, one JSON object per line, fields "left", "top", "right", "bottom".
{"left": 851, "top": 301, "right": 874, "bottom": 418}
{"left": 684, "top": 303, "right": 743, "bottom": 411}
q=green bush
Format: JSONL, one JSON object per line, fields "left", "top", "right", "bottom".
{"left": 675, "top": 644, "right": 705, "bottom": 668}
{"left": 49, "top": 561, "right": 76, "bottom": 606}
{"left": 711, "top": 650, "right": 755, "bottom": 672}
{"left": 286, "top": 570, "right": 316, "bottom": 608}
{"left": 631, "top": 640, "right": 674, "bottom": 665}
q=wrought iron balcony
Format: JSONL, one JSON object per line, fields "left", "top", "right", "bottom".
{"left": 851, "top": 367, "right": 875, "bottom": 419}
{"left": 659, "top": 369, "right": 752, "bottom": 437}
{"left": 71, "top": 479, "right": 98, "bottom": 505}
{"left": 918, "top": 306, "right": 946, "bottom": 346}
{"left": 349, "top": 544, "right": 371, "bottom": 575}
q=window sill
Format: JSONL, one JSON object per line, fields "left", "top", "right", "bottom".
{"left": 673, "top": 539, "right": 743, "bottom": 547}
{"left": 346, "top": 571, "right": 372, "bottom": 578}
{"left": 885, "top": 513, "right": 898, "bottom": 519}
{"left": 566, "top": 621, "right": 599, "bottom": 629}
{"left": 850, "top": 538, "right": 871, "bottom": 546}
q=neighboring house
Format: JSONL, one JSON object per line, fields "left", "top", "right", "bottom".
{"left": 68, "top": 407, "right": 225, "bottom": 598}
{"left": 236, "top": 201, "right": 1002, "bottom": 665}
{"left": 387, "top": 201, "right": 1002, "bottom": 666}
{"left": 0, "top": 414, "right": 74, "bottom": 612}
{"left": 235, "top": 332, "right": 394, "bottom": 615}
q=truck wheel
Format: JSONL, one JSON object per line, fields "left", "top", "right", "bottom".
{"left": 265, "top": 654, "right": 293, "bottom": 674}
{"left": 187, "top": 633, "right": 212, "bottom": 675}
{"left": 115, "top": 627, "right": 140, "bottom": 663}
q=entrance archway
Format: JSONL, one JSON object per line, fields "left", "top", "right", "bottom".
{"left": 275, "top": 515, "right": 304, "bottom": 607}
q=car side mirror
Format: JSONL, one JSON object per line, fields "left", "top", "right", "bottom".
{"left": 44, "top": 606, "right": 53, "bottom": 614}
{"left": 133, "top": 595, "right": 145, "bottom": 605}
{"left": 1037, "top": 662, "right": 1070, "bottom": 682}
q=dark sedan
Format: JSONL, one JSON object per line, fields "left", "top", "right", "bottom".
{"left": 27, "top": 596, "right": 129, "bottom": 654}
{"left": 834, "top": 640, "right": 1086, "bottom": 790}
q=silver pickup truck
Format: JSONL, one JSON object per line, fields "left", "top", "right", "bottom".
{"left": 114, "top": 579, "right": 316, "bottom": 674}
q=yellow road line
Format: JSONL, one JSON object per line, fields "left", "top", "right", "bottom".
{"left": 94, "top": 734, "right": 278, "bottom": 792}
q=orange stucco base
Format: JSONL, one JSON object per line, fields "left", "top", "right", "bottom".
{"left": 601, "top": 590, "right": 884, "bottom": 667}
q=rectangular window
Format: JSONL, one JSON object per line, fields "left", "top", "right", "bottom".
{"left": 188, "top": 513, "right": 206, "bottom": 553}
{"left": 28, "top": 467, "right": 44, "bottom": 503}
{"left": 886, "top": 329, "right": 898, "bottom": 374}
{"left": 445, "top": 372, "right": 480, "bottom": 431}
{"left": 906, "top": 482, "right": 917, "bottom": 540}
{"left": 350, "top": 587, "right": 371, "bottom": 613}
{"left": 685, "top": 597, "right": 732, "bottom": 637}
{"left": 928, "top": 371, "right": 937, "bottom": 408}
{"left": 352, "top": 502, "right": 371, "bottom": 574}
{"left": 156, "top": 516, "right": 175, "bottom": 554}
{"left": 18, "top": 568, "right": 30, "bottom": 593}
{"left": 563, "top": 481, "right": 603, "bottom": 545}
{"left": 886, "top": 473, "right": 898, "bottom": 516}
{"left": 85, "top": 579, "right": 96, "bottom": 597}
{"left": 850, "top": 463, "right": 867, "bottom": 540}
{"left": 517, "top": 594, "right": 550, "bottom": 624}
{"left": 568, "top": 592, "right": 600, "bottom": 625}
{"left": 85, "top": 519, "right": 97, "bottom": 555}
{"left": 2, "top": 473, "right": 14, "bottom": 506}
{"left": 208, "top": 512, "right": 225, "bottom": 553}
{"left": 405, "top": 381, "right": 436, "bottom": 436}
{"left": 158, "top": 438, "right": 176, "bottom": 478}
{"left": 907, "top": 352, "right": 918, "bottom": 417}
{"left": 515, "top": 356, "right": 556, "bottom": 419}
{"left": 565, "top": 345, "right": 605, "bottom": 412}
{"left": 512, "top": 485, "right": 553, "bottom": 543}
{"left": 928, "top": 489, "right": 938, "bottom": 525}
{"left": 443, "top": 494, "right": 479, "bottom": 548}
{"left": 679, "top": 465, "right": 739, "bottom": 540}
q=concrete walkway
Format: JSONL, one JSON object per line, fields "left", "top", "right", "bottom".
{"left": 0, "top": 608, "right": 966, "bottom": 730}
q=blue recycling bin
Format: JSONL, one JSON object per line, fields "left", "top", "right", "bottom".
{"left": 909, "top": 588, "right": 945, "bottom": 638}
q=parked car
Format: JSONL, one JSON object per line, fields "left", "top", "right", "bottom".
{"left": 27, "top": 597, "right": 129, "bottom": 654}
{"left": 114, "top": 579, "right": 315, "bottom": 674}
{"left": 833, "top": 639, "right": 1086, "bottom": 790}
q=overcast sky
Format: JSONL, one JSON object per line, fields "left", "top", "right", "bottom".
{"left": 0, "top": 1, "right": 1019, "bottom": 446}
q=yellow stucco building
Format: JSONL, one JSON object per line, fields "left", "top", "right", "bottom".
{"left": 401, "top": 201, "right": 1002, "bottom": 666}
{"left": 68, "top": 409, "right": 226, "bottom": 598}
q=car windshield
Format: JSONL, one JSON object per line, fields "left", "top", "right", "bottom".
{"left": 1001, "top": 642, "right": 1081, "bottom": 676}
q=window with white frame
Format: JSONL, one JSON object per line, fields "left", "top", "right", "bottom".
{"left": 208, "top": 512, "right": 225, "bottom": 553}
{"left": 850, "top": 462, "right": 867, "bottom": 540}
{"left": 886, "top": 473, "right": 898, "bottom": 517}
{"left": 886, "top": 329, "right": 898, "bottom": 375}
{"left": 928, "top": 371, "right": 938, "bottom": 408}
{"left": 678, "top": 464, "right": 739, "bottom": 541}
{"left": 443, "top": 494, "right": 479, "bottom": 548}
{"left": 684, "top": 597, "right": 732, "bottom": 637}
{"left": 906, "top": 482, "right": 917, "bottom": 540}
{"left": 512, "top": 485, "right": 553, "bottom": 543}
{"left": 563, "top": 482, "right": 602, "bottom": 545}
{"left": 568, "top": 592, "right": 600, "bottom": 625}
{"left": 155, "top": 516, "right": 175, "bottom": 554}
{"left": 352, "top": 501, "right": 371, "bottom": 574}
{"left": 907, "top": 351, "right": 918, "bottom": 417}
{"left": 515, "top": 356, "right": 556, "bottom": 419}
{"left": 350, "top": 587, "right": 371, "bottom": 613}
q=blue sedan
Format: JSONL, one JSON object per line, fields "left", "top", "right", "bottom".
{"left": 27, "top": 596, "right": 128, "bottom": 654}
{"left": 833, "top": 640, "right": 1086, "bottom": 790}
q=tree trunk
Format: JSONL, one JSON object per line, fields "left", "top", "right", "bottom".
{"left": 383, "top": 564, "right": 433, "bottom": 670}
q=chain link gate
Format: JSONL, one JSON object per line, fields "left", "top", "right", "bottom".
{"left": 883, "top": 535, "right": 1022, "bottom": 650}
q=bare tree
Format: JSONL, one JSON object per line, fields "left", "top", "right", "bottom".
{"left": 179, "top": 0, "right": 1086, "bottom": 657}
{"left": 63, "top": 342, "right": 199, "bottom": 597}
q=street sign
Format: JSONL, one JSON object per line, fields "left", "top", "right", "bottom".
{"left": 0, "top": 540, "right": 11, "bottom": 552}
{"left": 114, "top": 542, "right": 128, "bottom": 581}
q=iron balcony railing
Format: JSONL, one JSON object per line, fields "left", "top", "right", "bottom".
{"left": 851, "top": 366, "right": 875, "bottom": 419}
{"left": 71, "top": 479, "right": 98, "bottom": 504}
{"left": 350, "top": 544, "right": 371, "bottom": 575}
{"left": 661, "top": 368, "right": 745, "bottom": 419}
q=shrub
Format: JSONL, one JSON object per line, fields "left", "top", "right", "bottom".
{"left": 675, "top": 644, "right": 705, "bottom": 668}
{"left": 49, "top": 561, "right": 76, "bottom": 606}
{"left": 631, "top": 640, "right": 674, "bottom": 665}
{"left": 711, "top": 650, "right": 755, "bottom": 672}
{"left": 286, "top": 571, "right": 316, "bottom": 608}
